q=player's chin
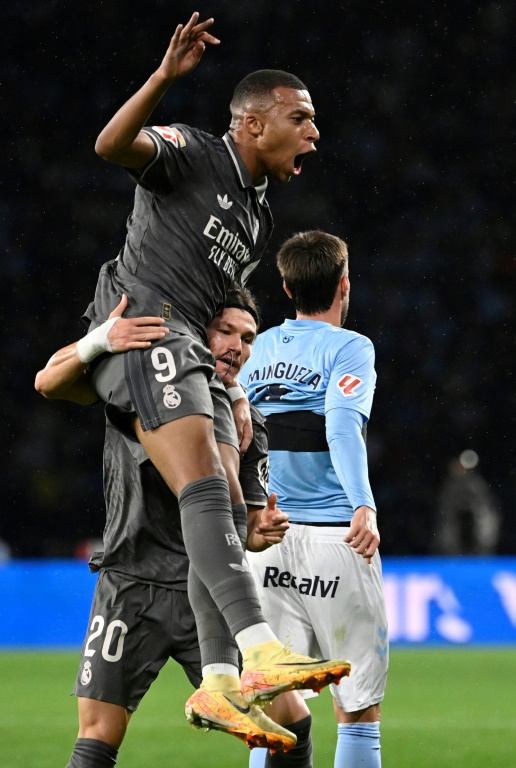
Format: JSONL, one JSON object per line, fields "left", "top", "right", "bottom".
{"left": 216, "top": 361, "right": 239, "bottom": 380}
{"left": 274, "top": 168, "right": 295, "bottom": 184}
{"left": 277, "top": 160, "right": 306, "bottom": 183}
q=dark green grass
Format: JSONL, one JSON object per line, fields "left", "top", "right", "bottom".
{"left": 0, "top": 648, "right": 515, "bottom": 767}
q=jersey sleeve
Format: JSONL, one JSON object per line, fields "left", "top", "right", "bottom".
{"left": 325, "top": 334, "right": 376, "bottom": 421}
{"left": 127, "top": 124, "right": 203, "bottom": 194}
{"left": 326, "top": 407, "right": 376, "bottom": 511}
{"left": 239, "top": 246, "right": 267, "bottom": 285}
{"left": 325, "top": 334, "right": 376, "bottom": 511}
{"left": 239, "top": 407, "right": 269, "bottom": 508}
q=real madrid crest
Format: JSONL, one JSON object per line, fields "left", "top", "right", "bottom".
{"left": 163, "top": 384, "right": 181, "bottom": 409}
{"left": 81, "top": 660, "right": 92, "bottom": 686}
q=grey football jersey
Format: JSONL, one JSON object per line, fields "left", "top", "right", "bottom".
{"left": 241, "top": 405, "right": 269, "bottom": 508}
{"left": 89, "top": 407, "right": 269, "bottom": 588}
{"left": 116, "top": 124, "right": 273, "bottom": 336}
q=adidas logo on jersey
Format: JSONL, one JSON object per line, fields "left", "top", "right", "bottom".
{"left": 217, "top": 193, "right": 233, "bottom": 209}
{"left": 263, "top": 566, "right": 340, "bottom": 598}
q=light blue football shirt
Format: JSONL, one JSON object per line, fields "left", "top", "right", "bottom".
{"left": 239, "top": 319, "right": 376, "bottom": 522}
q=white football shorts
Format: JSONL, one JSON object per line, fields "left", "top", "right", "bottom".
{"left": 248, "top": 523, "right": 389, "bottom": 712}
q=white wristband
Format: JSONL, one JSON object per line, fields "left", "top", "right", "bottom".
{"left": 227, "top": 384, "right": 246, "bottom": 403}
{"left": 76, "top": 317, "right": 119, "bottom": 363}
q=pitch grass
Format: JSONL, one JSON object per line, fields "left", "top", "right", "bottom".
{"left": 0, "top": 648, "right": 515, "bottom": 768}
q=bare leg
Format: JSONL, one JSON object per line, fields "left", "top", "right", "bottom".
{"left": 77, "top": 697, "right": 132, "bottom": 748}
{"left": 264, "top": 691, "right": 311, "bottom": 725}
{"left": 134, "top": 414, "right": 225, "bottom": 496}
{"left": 219, "top": 440, "right": 244, "bottom": 505}
{"left": 334, "top": 701, "right": 381, "bottom": 724}
{"left": 65, "top": 698, "right": 131, "bottom": 767}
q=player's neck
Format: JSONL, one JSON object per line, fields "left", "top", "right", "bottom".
{"left": 230, "top": 132, "right": 267, "bottom": 186}
{"left": 295, "top": 305, "right": 342, "bottom": 328}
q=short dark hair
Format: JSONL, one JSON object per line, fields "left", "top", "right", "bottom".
{"left": 276, "top": 231, "right": 348, "bottom": 315}
{"left": 223, "top": 282, "right": 261, "bottom": 329}
{"left": 231, "top": 70, "right": 308, "bottom": 113}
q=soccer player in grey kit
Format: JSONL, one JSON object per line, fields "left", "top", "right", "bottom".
{"left": 58, "top": 10, "right": 350, "bottom": 759}
{"left": 36, "top": 286, "right": 292, "bottom": 766}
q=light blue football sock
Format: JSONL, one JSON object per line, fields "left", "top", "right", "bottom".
{"left": 334, "top": 722, "right": 381, "bottom": 768}
{"left": 249, "top": 747, "right": 267, "bottom": 768}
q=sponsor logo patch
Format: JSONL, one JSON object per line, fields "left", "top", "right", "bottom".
{"left": 337, "top": 374, "right": 363, "bottom": 397}
{"left": 263, "top": 566, "right": 340, "bottom": 598}
{"left": 152, "top": 126, "right": 186, "bottom": 147}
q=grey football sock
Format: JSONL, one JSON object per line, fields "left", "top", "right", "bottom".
{"left": 179, "top": 476, "right": 265, "bottom": 636}
{"left": 188, "top": 503, "right": 249, "bottom": 668}
{"left": 66, "top": 738, "right": 118, "bottom": 767}
{"left": 188, "top": 565, "right": 239, "bottom": 668}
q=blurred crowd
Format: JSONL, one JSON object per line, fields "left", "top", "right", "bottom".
{"left": 2, "top": 1, "right": 514, "bottom": 557}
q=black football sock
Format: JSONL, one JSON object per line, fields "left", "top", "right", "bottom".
{"left": 265, "top": 715, "right": 313, "bottom": 768}
{"left": 179, "top": 476, "right": 265, "bottom": 636}
{"left": 66, "top": 738, "right": 118, "bottom": 767}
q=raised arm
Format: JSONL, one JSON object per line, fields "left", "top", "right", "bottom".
{"left": 95, "top": 13, "right": 220, "bottom": 168}
{"left": 34, "top": 295, "right": 168, "bottom": 404}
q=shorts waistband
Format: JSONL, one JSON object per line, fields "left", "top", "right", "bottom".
{"left": 290, "top": 521, "right": 351, "bottom": 528}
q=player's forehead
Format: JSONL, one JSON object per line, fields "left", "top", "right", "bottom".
{"left": 269, "top": 86, "right": 315, "bottom": 116}
{"left": 209, "top": 307, "right": 257, "bottom": 337}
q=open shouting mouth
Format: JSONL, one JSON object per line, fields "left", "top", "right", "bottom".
{"left": 293, "top": 149, "right": 316, "bottom": 176}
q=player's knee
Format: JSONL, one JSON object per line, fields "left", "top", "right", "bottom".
{"left": 336, "top": 701, "right": 381, "bottom": 724}
{"left": 77, "top": 698, "right": 129, "bottom": 748}
{"left": 266, "top": 690, "right": 310, "bottom": 725}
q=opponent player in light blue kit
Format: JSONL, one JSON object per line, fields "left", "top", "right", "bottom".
{"left": 240, "top": 230, "right": 388, "bottom": 768}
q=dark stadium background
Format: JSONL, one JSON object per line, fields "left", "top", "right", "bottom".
{"left": 2, "top": 1, "right": 514, "bottom": 558}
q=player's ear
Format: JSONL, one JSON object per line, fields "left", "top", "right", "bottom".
{"left": 283, "top": 280, "right": 293, "bottom": 299}
{"left": 340, "top": 273, "right": 350, "bottom": 298}
{"left": 243, "top": 112, "right": 265, "bottom": 137}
